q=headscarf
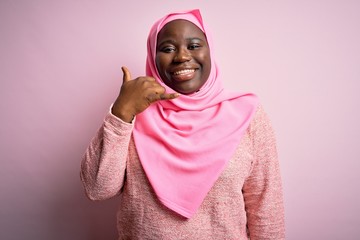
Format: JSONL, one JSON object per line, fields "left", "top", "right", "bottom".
{"left": 132, "top": 9, "right": 258, "bottom": 218}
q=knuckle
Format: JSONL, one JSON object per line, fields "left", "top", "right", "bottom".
{"left": 145, "top": 93, "right": 156, "bottom": 103}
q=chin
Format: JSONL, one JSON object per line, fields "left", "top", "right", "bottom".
{"left": 175, "top": 86, "right": 201, "bottom": 95}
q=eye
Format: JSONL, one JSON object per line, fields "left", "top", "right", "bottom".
{"left": 160, "top": 46, "right": 176, "bottom": 53}
{"left": 188, "top": 44, "right": 201, "bottom": 50}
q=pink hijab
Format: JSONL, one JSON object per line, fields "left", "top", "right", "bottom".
{"left": 133, "top": 9, "right": 258, "bottom": 218}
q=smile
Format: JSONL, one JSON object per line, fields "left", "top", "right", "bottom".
{"left": 172, "top": 69, "right": 196, "bottom": 75}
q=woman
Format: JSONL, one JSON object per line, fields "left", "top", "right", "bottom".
{"left": 81, "top": 9, "right": 285, "bottom": 239}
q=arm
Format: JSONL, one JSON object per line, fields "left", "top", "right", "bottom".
{"left": 80, "top": 111, "right": 133, "bottom": 201}
{"left": 81, "top": 66, "right": 179, "bottom": 201}
{"left": 243, "top": 106, "right": 285, "bottom": 239}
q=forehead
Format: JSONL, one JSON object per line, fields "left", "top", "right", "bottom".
{"left": 157, "top": 19, "right": 206, "bottom": 42}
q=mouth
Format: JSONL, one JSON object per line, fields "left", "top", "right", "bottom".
{"left": 171, "top": 68, "right": 197, "bottom": 81}
{"left": 173, "top": 69, "right": 196, "bottom": 75}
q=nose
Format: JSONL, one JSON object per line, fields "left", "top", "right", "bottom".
{"left": 173, "top": 48, "right": 191, "bottom": 63}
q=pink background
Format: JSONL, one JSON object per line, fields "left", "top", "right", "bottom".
{"left": 1, "top": 1, "right": 359, "bottom": 239}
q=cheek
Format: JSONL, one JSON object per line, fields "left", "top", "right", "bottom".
{"left": 156, "top": 54, "right": 172, "bottom": 73}
{"left": 155, "top": 54, "right": 172, "bottom": 82}
{"left": 197, "top": 48, "right": 210, "bottom": 63}
{"left": 155, "top": 54, "right": 163, "bottom": 71}
{"left": 198, "top": 51, "right": 211, "bottom": 76}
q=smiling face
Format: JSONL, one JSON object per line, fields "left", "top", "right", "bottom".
{"left": 155, "top": 19, "right": 211, "bottom": 94}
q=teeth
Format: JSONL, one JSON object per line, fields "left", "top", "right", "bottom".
{"left": 173, "top": 69, "right": 195, "bottom": 75}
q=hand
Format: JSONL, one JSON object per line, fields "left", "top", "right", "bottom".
{"left": 112, "top": 66, "right": 179, "bottom": 122}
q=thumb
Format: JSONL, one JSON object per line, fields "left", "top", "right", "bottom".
{"left": 121, "top": 66, "right": 132, "bottom": 83}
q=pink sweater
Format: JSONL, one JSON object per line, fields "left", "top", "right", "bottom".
{"left": 80, "top": 105, "right": 285, "bottom": 239}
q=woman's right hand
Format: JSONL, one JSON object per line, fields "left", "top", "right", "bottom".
{"left": 111, "top": 66, "right": 179, "bottom": 123}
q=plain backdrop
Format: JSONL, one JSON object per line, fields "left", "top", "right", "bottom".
{"left": 1, "top": 0, "right": 359, "bottom": 239}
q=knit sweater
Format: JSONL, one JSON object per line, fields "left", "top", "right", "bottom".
{"left": 80, "top": 105, "right": 285, "bottom": 239}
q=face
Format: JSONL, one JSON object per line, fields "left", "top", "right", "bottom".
{"left": 156, "top": 20, "right": 211, "bottom": 94}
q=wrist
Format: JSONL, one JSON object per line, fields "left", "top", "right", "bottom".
{"left": 111, "top": 105, "right": 135, "bottom": 123}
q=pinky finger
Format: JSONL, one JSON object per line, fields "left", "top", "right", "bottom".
{"left": 160, "top": 93, "right": 180, "bottom": 100}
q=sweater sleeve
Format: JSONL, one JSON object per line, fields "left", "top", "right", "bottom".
{"left": 80, "top": 110, "right": 134, "bottom": 201}
{"left": 242, "top": 106, "right": 285, "bottom": 239}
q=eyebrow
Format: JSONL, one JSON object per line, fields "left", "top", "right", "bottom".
{"left": 157, "top": 37, "right": 205, "bottom": 46}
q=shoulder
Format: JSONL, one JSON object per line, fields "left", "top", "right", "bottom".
{"left": 247, "top": 103, "right": 276, "bottom": 143}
